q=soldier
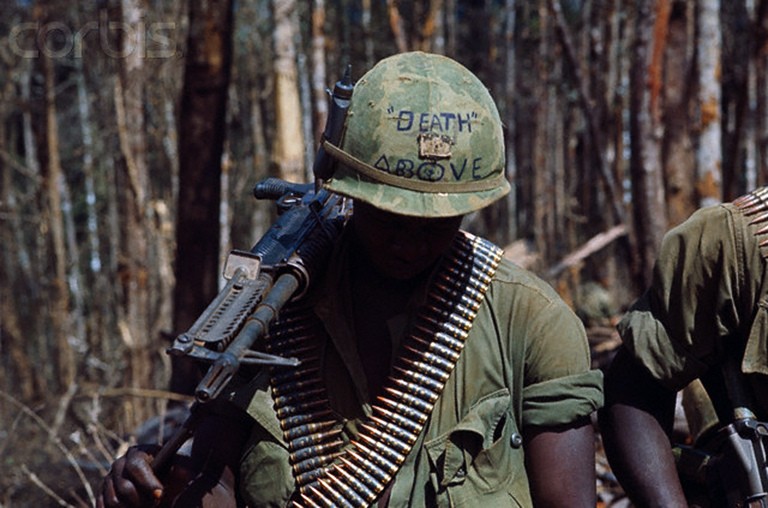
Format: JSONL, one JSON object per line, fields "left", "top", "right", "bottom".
{"left": 600, "top": 187, "right": 768, "bottom": 507}
{"left": 98, "top": 51, "right": 603, "bottom": 508}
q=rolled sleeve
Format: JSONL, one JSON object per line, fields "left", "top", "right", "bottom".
{"left": 618, "top": 298, "right": 709, "bottom": 391}
{"left": 522, "top": 370, "right": 604, "bottom": 427}
{"left": 492, "top": 261, "right": 604, "bottom": 428}
{"left": 619, "top": 203, "right": 763, "bottom": 389}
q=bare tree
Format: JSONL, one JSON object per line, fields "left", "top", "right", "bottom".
{"left": 662, "top": 0, "right": 697, "bottom": 227}
{"left": 115, "top": 0, "right": 154, "bottom": 425}
{"left": 40, "top": 11, "right": 76, "bottom": 391}
{"left": 629, "top": 0, "right": 670, "bottom": 286}
{"left": 0, "top": 64, "right": 39, "bottom": 400}
{"left": 386, "top": 0, "right": 409, "bottom": 53}
{"left": 755, "top": 0, "right": 768, "bottom": 185}
{"left": 170, "top": 0, "right": 235, "bottom": 395}
{"left": 272, "top": 0, "right": 305, "bottom": 183}
{"left": 696, "top": 0, "right": 722, "bottom": 204}
{"left": 311, "top": 0, "right": 329, "bottom": 146}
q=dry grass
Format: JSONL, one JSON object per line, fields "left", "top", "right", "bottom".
{"left": 0, "top": 378, "right": 630, "bottom": 506}
{"left": 0, "top": 387, "right": 190, "bottom": 507}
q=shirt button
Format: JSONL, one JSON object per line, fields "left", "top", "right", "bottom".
{"left": 510, "top": 433, "right": 523, "bottom": 448}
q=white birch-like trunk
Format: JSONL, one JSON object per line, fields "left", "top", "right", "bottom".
{"left": 272, "top": 0, "right": 305, "bottom": 183}
{"left": 697, "top": 0, "right": 722, "bottom": 206}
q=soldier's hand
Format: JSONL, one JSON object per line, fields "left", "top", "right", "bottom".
{"left": 97, "top": 445, "right": 164, "bottom": 508}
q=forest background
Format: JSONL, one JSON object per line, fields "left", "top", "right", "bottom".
{"left": 1, "top": 0, "right": 767, "bottom": 506}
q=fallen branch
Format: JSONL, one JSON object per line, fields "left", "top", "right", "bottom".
{"left": 76, "top": 384, "right": 194, "bottom": 403}
{"left": 546, "top": 224, "right": 628, "bottom": 278}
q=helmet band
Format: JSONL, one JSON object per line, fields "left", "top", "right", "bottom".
{"left": 323, "top": 139, "right": 506, "bottom": 194}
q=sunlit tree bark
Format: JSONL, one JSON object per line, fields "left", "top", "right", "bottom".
{"left": 696, "top": 0, "right": 722, "bottom": 204}
{"left": 386, "top": 0, "right": 409, "bottom": 53}
{"left": 273, "top": 0, "right": 305, "bottom": 183}
{"left": 311, "top": 0, "right": 328, "bottom": 146}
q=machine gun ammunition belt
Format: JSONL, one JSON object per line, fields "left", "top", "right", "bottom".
{"left": 264, "top": 230, "right": 503, "bottom": 507}
{"left": 734, "top": 186, "right": 768, "bottom": 260}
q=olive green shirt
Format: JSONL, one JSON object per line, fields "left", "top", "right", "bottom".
{"left": 618, "top": 201, "right": 768, "bottom": 417}
{"left": 240, "top": 230, "right": 603, "bottom": 507}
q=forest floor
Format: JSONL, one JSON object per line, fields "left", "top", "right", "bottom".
{"left": 1, "top": 327, "right": 632, "bottom": 507}
{"left": 1, "top": 396, "right": 108, "bottom": 507}
{"left": 0, "top": 430, "right": 631, "bottom": 507}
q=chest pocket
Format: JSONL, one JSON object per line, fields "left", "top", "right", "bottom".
{"left": 424, "top": 389, "right": 527, "bottom": 507}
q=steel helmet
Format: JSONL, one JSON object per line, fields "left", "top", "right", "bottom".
{"left": 322, "top": 51, "right": 510, "bottom": 217}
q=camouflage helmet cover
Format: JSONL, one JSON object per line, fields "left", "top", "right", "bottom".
{"left": 323, "top": 51, "right": 510, "bottom": 217}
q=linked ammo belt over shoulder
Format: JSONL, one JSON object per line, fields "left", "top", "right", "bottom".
{"left": 263, "top": 231, "right": 503, "bottom": 507}
{"left": 734, "top": 186, "right": 768, "bottom": 260}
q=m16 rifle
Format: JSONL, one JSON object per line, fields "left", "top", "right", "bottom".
{"left": 151, "top": 68, "right": 354, "bottom": 474}
{"left": 675, "top": 350, "right": 768, "bottom": 507}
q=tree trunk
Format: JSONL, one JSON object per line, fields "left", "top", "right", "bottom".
{"left": 444, "top": 0, "right": 457, "bottom": 56}
{"left": 696, "top": 0, "right": 722, "bottom": 204}
{"left": 503, "top": 0, "right": 517, "bottom": 241}
{"left": 386, "top": 0, "right": 409, "bottom": 53}
{"left": 756, "top": 0, "right": 768, "bottom": 185}
{"left": 42, "top": 37, "right": 75, "bottom": 392}
{"left": 533, "top": 0, "right": 551, "bottom": 260}
{"left": 19, "top": 54, "right": 52, "bottom": 395}
{"left": 512, "top": 2, "right": 539, "bottom": 244}
{"left": 75, "top": 53, "right": 104, "bottom": 284}
{"left": 311, "top": 0, "right": 329, "bottom": 146}
{"left": 361, "top": 0, "right": 375, "bottom": 67}
{"left": 116, "top": 0, "right": 153, "bottom": 425}
{"left": 629, "top": 0, "right": 669, "bottom": 286}
{"left": 549, "top": 0, "right": 624, "bottom": 227}
{"left": 170, "top": 0, "right": 235, "bottom": 395}
{"left": 273, "top": 0, "right": 305, "bottom": 183}
{"left": 0, "top": 75, "right": 38, "bottom": 401}
{"left": 662, "top": 0, "right": 697, "bottom": 227}
{"left": 721, "top": 1, "right": 750, "bottom": 196}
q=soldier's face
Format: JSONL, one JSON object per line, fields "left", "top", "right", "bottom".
{"left": 352, "top": 201, "right": 462, "bottom": 280}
